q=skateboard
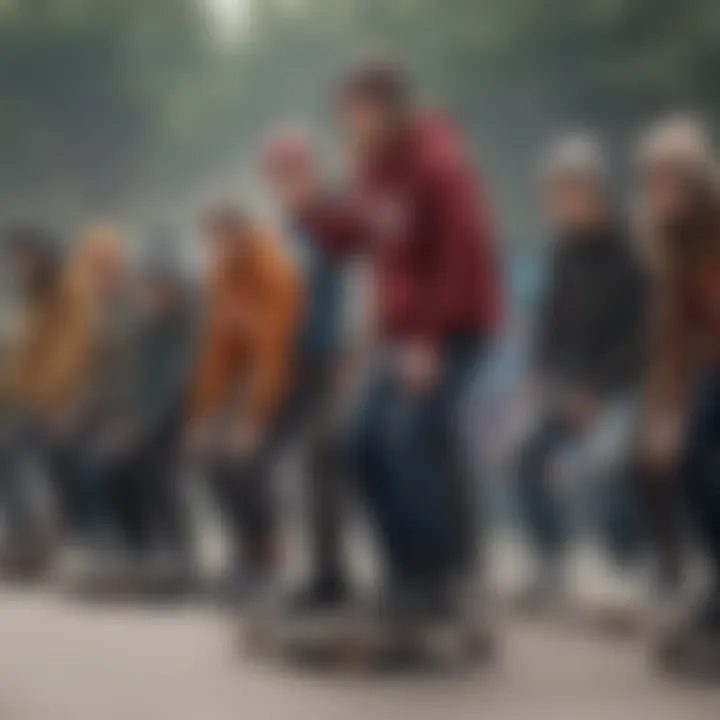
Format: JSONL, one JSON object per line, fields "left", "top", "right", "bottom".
{"left": 241, "top": 598, "right": 498, "bottom": 674}
{"left": 653, "top": 626, "right": 720, "bottom": 682}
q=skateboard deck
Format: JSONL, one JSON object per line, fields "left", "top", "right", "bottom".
{"left": 507, "top": 592, "right": 643, "bottom": 640}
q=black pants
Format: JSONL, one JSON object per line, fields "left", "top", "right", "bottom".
{"left": 207, "top": 362, "right": 345, "bottom": 579}
{"left": 680, "top": 372, "right": 720, "bottom": 585}
{"left": 279, "top": 361, "right": 346, "bottom": 584}
{"left": 208, "top": 445, "right": 277, "bottom": 575}
{"left": 0, "top": 421, "right": 37, "bottom": 550}
{"left": 85, "top": 426, "right": 189, "bottom": 560}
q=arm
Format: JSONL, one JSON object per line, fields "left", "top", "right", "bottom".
{"left": 298, "top": 195, "right": 368, "bottom": 261}
{"left": 244, "top": 233, "right": 304, "bottom": 428}
{"left": 414, "top": 153, "right": 497, "bottom": 345}
{"left": 532, "top": 254, "right": 564, "bottom": 383}
{"left": 587, "top": 250, "right": 649, "bottom": 395}
{"left": 138, "top": 300, "right": 200, "bottom": 436}
{"left": 190, "top": 288, "right": 236, "bottom": 422}
{"left": 30, "top": 278, "right": 94, "bottom": 414}
{"left": 640, "top": 288, "right": 697, "bottom": 462}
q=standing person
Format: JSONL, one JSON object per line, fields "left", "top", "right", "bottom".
{"left": 635, "top": 116, "right": 720, "bottom": 667}
{"left": 263, "top": 129, "right": 351, "bottom": 611}
{"left": 276, "top": 57, "right": 502, "bottom": 621}
{"left": 187, "top": 205, "right": 303, "bottom": 602}
{"left": 70, "top": 224, "right": 144, "bottom": 588}
{"left": 93, "top": 241, "right": 198, "bottom": 594}
{"left": 513, "top": 134, "right": 647, "bottom": 611}
{"left": 0, "top": 227, "right": 94, "bottom": 577}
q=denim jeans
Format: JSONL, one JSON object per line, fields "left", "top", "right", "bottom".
{"left": 682, "top": 371, "right": 720, "bottom": 581}
{"left": 516, "top": 397, "right": 642, "bottom": 569}
{"left": 350, "top": 334, "right": 486, "bottom": 586}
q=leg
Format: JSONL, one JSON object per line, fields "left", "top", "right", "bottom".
{"left": 515, "top": 410, "right": 572, "bottom": 570}
{"left": 306, "top": 423, "right": 348, "bottom": 594}
{"left": 348, "top": 362, "right": 407, "bottom": 580}
{"left": 682, "top": 383, "right": 720, "bottom": 595}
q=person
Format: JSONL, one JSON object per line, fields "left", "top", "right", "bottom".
{"left": 263, "top": 129, "right": 351, "bottom": 611}
{"left": 276, "top": 56, "right": 502, "bottom": 622}
{"left": 0, "top": 227, "right": 95, "bottom": 577}
{"left": 88, "top": 239, "right": 198, "bottom": 594}
{"left": 187, "top": 204, "right": 303, "bottom": 602}
{"left": 513, "top": 134, "right": 647, "bottom": 610}
{"left": 634, "top": 116, "right": 720, "bottom": 668}
{"left": 68, "top": 224, "right": 146, "bottom": 589}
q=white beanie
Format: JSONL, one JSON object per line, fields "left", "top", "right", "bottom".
{"left": 541, "top": 132, "right": 607, "bottom": 184}
{"left": 636, "top": 114, "right": 715, "bottom": 178}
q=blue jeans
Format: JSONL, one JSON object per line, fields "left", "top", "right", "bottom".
{"left": 516, "top": 400, "right": 642, "bottom": 569}
{"left": 350, "top": 335, "right": 485, "bottom": 585}
{"left": 682, "top": 372, "right": 720, "bottom": 581}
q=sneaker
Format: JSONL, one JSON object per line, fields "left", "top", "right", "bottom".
{"left": 512, "top": 568, "right": 567, "bottom": 616}
{"left": 288, "top": 574, "right": 350, "bottom": 615}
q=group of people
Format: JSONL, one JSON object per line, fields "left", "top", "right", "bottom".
{"left": 2, "top": 55, "right": 720, "bottom": 675}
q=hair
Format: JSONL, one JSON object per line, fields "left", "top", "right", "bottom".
{"left": 636, "top": 116, "right": 720, "bottom": 278}
{"left": 338, "top": 54, "right": 414, "bottom": 117}
{"left": 635, "top": 114, "right": 717, "bottom": 184}
{"left": 202, "top": 202, "right": 254, "bottom": 237}
{"left": 540, "top": 132, "right": 607, "bottom": 187}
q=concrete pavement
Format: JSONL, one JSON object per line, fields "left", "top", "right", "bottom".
{"left": 0, "top": 586, "right": 717, "bottom": 720}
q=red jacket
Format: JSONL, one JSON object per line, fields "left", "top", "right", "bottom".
{"left": 301, "top": 114, "right": 502, "bottom": 345}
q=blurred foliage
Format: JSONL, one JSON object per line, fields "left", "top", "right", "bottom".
{"left": 1, "top": 0, "right": 720, "bottom": 242}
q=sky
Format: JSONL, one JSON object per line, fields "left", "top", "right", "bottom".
{"left": 204, "top": 0, "right": 251, "bottom": 27}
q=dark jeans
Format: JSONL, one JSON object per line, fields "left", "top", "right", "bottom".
{"left": 682, "top": 372, "right": 720, "bottom": 584}
{"left": 83, "top": 425, "right": 189, "bottom": 560}
{"left": 45, "top": 436, "right": 94, "bottom": 540}
{"left": 516, "top": 412, "right": 573, "bottom": 564}
{"left": 278, "top": 361, "right": 346, "bottom": 584}
{"left": 517, "top": 405, "right": 642, "bottom": 569}
{"left": 351, "top": 335, "right": 485, "bottom": 586}
{"left": 209, "top": 446, "right": 277, "bottom": 574}
{"left": 0, "top": 422, "right": 37, "bottom": 550}
{"left": 208, "top": 361, "right": 346, "bottom": 580}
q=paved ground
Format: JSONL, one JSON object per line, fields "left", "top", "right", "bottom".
{"left": 0, "top": 584, "right": 717, "bottom": 720}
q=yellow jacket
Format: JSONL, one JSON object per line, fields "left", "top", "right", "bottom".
{"left": 0, "top": 267, "right": 94, "bottom": 415}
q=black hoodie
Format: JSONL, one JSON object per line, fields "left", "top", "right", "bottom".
{"left": 534, "top": 223, "right": 648, "bottom": 398}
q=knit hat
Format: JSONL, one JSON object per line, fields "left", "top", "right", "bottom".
{"left": 541, "top": 132, "right": 607, "bottom": 185}
{"left": 636, "top": 114, "right": 717, "bottom": 181}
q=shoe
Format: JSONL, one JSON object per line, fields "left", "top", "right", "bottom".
{"left": 288, "top": 575, "right": 349, "bottom": 615}
{"left": 652, "top": 584, "right": 720, "bottom": 680}
{"left": 512, "top": 568, "right": 567, "bottom": 616}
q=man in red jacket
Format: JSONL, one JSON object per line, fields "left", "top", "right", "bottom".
{"left": 277, "top": 57, "right": 502, "bottom": 621}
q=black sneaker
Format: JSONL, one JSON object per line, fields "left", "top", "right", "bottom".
{"left": 288, "top": 575, "right": 349, "bottom": 614}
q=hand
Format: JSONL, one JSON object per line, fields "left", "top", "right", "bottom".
{"left": 220, "top": 420, "right": 263, "bottom": 462}
{"left": 274, "top": 167, "right": 319, "bottom": 215}
{"left": 102, "top": 421, "right": 136, "bottom": 454}
{"left": 398, "top": 342, "right": 441, "bottom": 393}
{"left": 638, "top": 415, "right": 682, "bottom": 473}
{"left": 45, "top": 409, "right": 80, "bottom": 442}
{"left": 562, "top": 389, "right": 597, "bottom": 429}
{"left": 184, "top": 419, "right": 214, "bottom": 460}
